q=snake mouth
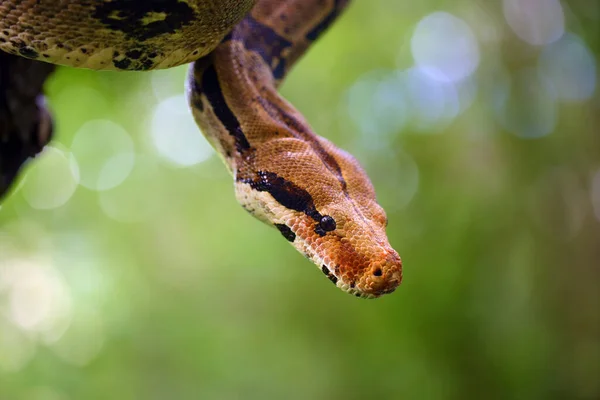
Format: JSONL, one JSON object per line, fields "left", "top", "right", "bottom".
{"left": 336, "top": 280, "right": 398, "bottom": 299}
{"left": 320, "top": 258, "right": 402, "bottom": 299}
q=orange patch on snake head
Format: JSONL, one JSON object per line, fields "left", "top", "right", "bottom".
{"left": 284, "top": 200, "right": 402, "bottom": 299}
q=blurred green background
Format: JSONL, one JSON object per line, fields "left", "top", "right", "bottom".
{"left": 1, "top": 1, "right": 599, "bottom": 399}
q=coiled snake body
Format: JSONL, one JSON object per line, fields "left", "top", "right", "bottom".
{"left": 0, "top": 0, "right": 402, "bottom": 298}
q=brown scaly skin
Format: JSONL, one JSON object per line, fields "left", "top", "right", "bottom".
{"left": 0, "top": 0, "right": 255, "bottom": 70}
{"left": 188, "top": 0, "right": 402, "bottom": 298}
{"left": 0, "top": 0, "right": 402, "bottom": 298}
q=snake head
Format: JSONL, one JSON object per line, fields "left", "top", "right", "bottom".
{"left": 234, "top": 138, "right": 402, "bottom": 299}
{"left": 291, "top": 201, "right": 403, "bottom": 299}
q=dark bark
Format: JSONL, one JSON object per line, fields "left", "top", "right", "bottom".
{"left": 0, "top": 51, "right": 55, "bottom": 199}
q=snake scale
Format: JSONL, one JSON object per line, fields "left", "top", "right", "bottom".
{"left": 0, "top": 0, "right": 402, "bottom": 298}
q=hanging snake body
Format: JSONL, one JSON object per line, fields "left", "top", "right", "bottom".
{"left": 0, "top": 0, "right": 402, "bottom": 298}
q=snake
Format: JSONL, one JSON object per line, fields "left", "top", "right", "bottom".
{"left": 0, "top": 0, "right": 402, "bottom": 298}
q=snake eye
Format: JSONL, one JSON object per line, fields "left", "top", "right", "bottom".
{"left": 319, "top": 215, "right": 336, "bottom": 232}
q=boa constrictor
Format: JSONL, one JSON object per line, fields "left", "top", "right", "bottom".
{"left": 0, "top": 0, "right": 402, "bottom": 298}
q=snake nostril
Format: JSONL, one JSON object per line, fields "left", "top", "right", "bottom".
{"left": 373, "top": 268, "right": 382, "bottom": 277}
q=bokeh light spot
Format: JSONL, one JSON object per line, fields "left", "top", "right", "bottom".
{"left": 21, "top": 146, "right": 79, "bottom": 210}
{"left": 411, "top": 12, "right": 480, "bottom": 83}
{"left": 493, "top": 67, "right": 557, "bottom": 139}
{"left": 70, "top": 120, "right": 135, "bottom": 191}
{"left": 151, "top": 65, "right": 188, "bottom": 101}
{"left": 50, "top": 85, "right": 111, "bottom": 134}
{"left": 98, "top": 155, "right": 160, "bottom": 223}
{"left": 361, "top": 148, "right": 420, "bottom": 212}
{"left": 403, "top": 67, "right": 460, "bottom": 132}
{"left": 503, "top": 0, "right": 564, "bottom": 45}
{"left": 3, "top": 258, "right": 72, "bottom": 342}
{"left": 49, "top": 307, "right": 104, "bottom": 367}
{"left": 346, "top": 70, "right": 408, "bottom": 138}
{"left": 151, "top": 94, "right": 214, "bottom": 167}
{"left": 538, "top": 33, "right": 597, "bottom": 102}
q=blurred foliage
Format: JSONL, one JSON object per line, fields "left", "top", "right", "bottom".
{"left": 1, "top": 1, "right": 599, "bottom": 399}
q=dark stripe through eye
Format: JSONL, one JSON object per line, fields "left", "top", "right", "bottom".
{"left": 241, "top": 171, "right": 322, "bottom": 220}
